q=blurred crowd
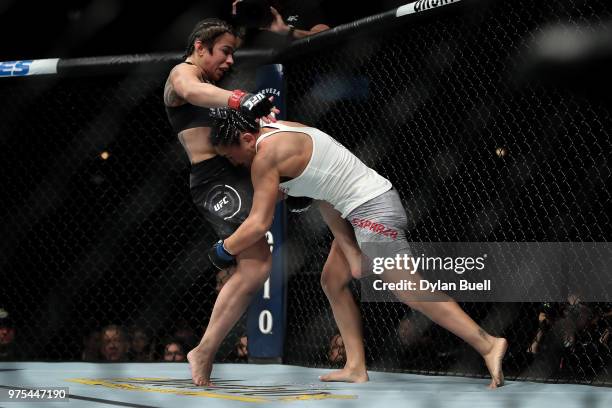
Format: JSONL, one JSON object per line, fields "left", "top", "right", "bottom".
{"left": 1, "top": 298, "right": 611, "bottom": 378}
{"left": 525, "top": 297, "right": 612, "bottom": 377}
{"left": 0, "top": 268, "right": 248, "bottom": 363}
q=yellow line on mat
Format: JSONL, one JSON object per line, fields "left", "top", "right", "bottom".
{"left": 280, "top": 393, "right": 357, "bottom": 401}
{"left": 65, "top": 378, "right": 269, "bottom": 403}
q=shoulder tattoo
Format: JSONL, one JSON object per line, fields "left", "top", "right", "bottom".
{"left": 164, "top": 81, "right": 179, "bottom": 106}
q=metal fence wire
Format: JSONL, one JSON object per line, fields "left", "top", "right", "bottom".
{"left": 281, "top": 0, "right": 612, "bottom": 384}
{"left": 0, "top": 0, "right": 611, "bottom": 385}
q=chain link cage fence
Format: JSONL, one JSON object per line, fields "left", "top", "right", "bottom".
{"left": 281, "top": 0, "right": 612, "bottom": 385}
{"left": 0, "top": 0, "right": 611, "bottom": 386}
{"left": 0, "top": 72, "right": 251, "bottom": 364}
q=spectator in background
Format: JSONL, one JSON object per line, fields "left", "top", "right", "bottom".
{"left": 392, "top": 313, "right": 452, "bottom": 370}
{"left": 163, "top": 339, "right": 187, "bottom": 362}
{"left": 232, "top": 0, "right": 330, "bottom": 49}
{"left": 81, "top": 330, "right": 101, "bottom": 361}
{"left": 100, "top": 324, "right": 129, "bottom": 362}
{"left": 128, "top": 326, "right": 155, "bottom": 361}
{"left": 564, "top": 302, "right": 612, "bottom": 375}
{"left": 328, "top": 334, "right": 346, "bottom": 365}
{"left": 0, "top": 308, "right": 19, "bottom": 361}
{"left": 173, "top": 320, "right": 199, "bottom": 352}
{"left": 397, "top": 313, "right": 432, "bottom": 348}
{"left": 235, "top": 335, "right": 248, "bottom": 360}
{"left": 524, "top": 293, "right": 609, "bottom": 380}
{"left": 528, "top": 294, "right": 593, "bottom": 355}
{"left": 233, "top": 0, "right": 329, "bottom": 38}
{"left": 595, "top": 303, "right": 612, "bottom": 348}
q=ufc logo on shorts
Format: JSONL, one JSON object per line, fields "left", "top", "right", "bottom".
{"left": 214, "top": 196, "right": 229, "bottom": 212}
{"left": 350, "top": 217, "right": 399, "bottom": 240}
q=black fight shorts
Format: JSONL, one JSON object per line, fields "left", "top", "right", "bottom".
{"left": 190, "top": 156, "right": 254, "bottom": 239}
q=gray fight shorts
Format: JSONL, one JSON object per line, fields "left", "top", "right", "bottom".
{"left": 347, "top": 188, "right": 412, "bottom": 261}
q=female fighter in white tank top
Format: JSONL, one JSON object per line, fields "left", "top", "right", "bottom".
{"left": 256, "top": 123, "right": 392, "bottom": 218}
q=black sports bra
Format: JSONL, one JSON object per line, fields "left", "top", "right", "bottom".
{"left": 165, "top": 62, "right": 214, "bottom": 133}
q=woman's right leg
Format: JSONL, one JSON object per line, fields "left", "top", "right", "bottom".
{"left": 187, "top": 237, "right": 272, "bottom": 386}
{"left": 318, "top": 240, "right": 369, "bottom": 382}
{"left": 318, "top": 201, "right": 368, "bottom": 382}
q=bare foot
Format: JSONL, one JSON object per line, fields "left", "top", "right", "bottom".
{"left": 319, "top": 367, "right": 369, "bottom": 383}
{"left": 483, "top": 337, "right": 507, "bottom": 389}
{"left": 187, "top": 348, "right": 214, "bottom": 386}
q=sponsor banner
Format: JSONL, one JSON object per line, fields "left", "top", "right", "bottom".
{"left": 0, "top": 59, "right": 59, "bottom": 77}
{"left": 396, "top": 0, "right": 462, "bottom": 18}
{"left": 360, "top": 242, "right": 612, "bottom": 302}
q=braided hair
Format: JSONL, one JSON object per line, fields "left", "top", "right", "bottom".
{"left": 210, "top": 108, "right": 260, "bottom": 146}
{"left": 183, "top": 18, "right": 238, "bottom": 58}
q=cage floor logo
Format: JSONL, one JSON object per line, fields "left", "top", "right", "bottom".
{"left": 67, "top": 377, "right": 356, "bottom": 403}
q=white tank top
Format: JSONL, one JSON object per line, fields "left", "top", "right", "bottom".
{"left": 256, "top": 123, "right": 392, "bottom": 218}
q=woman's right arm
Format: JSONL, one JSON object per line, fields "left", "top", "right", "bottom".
{"left": 168, "top": 64, "right": 276, "bottom": 119}
{"left": 168, "top": 64, "right": 233, "bottom": 108}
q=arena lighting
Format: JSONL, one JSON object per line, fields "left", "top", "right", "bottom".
{"left": 495, "top": 147, "right": 508, "bottom": 158}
